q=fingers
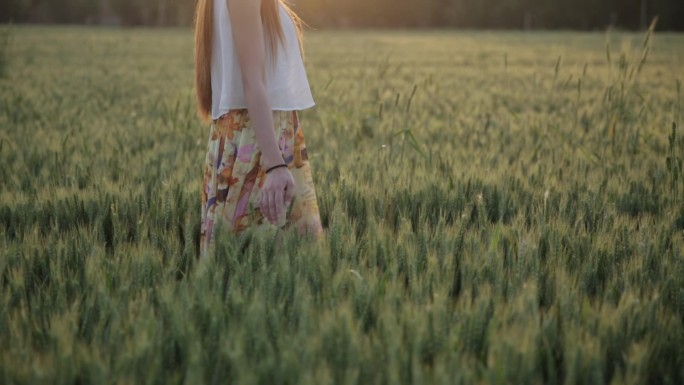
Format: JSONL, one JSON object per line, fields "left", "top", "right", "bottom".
{"left": 260, "top": 169, "right": 295, "bottom": 226}
{"left": 284, "top": 177, "right": 294, "bottom": 208}
{"left": 261, "top": 190, "right": 273, "bottom": 224}
{"left": 269, "top": 188, "right": 279, "bottom": 224}
{"left": 275, "top": 189, "right": 284, "bottom": 224}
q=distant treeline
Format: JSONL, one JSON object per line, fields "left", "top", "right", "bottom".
{"left": 2, "top": 0, "right": 683, "bottom": 30}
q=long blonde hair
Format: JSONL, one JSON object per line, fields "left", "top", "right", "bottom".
{"left": 194, "top": 0, "right": 304, "bottom": 121}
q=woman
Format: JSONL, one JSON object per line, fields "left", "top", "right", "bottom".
{"left": 195, "top": 0, "right": 323, "bottom": 258}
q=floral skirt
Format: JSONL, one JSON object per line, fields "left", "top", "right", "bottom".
{"left": 200, "top": 109, "right": 323, "bottom": 258}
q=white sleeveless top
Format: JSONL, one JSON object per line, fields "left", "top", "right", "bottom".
{"left": 211, "top": 1, "right": 315, "bottom": 120}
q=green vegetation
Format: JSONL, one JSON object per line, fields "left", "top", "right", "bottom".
{"left": 1, "top": 26, "right": 683, "bottom": 384}
{"left": 0, "top": 25, "right": 11, "bottom": 78}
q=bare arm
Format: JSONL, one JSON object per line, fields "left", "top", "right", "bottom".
{"left": 227, "top": 0, "right": 282, "bottom": 169}
{"left": 227, "top": 0, "right": 294, "bottom": 225}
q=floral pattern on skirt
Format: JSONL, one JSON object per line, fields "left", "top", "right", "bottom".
{"left": 200, "top": 109, "right": 323, "bottom": 258}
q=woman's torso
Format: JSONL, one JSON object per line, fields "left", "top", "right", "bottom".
{"left": 211, "top": 0, "right": 315, "bottom": 120}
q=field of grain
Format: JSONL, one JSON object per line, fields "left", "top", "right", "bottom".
{"left": 1, "top": 25, "right": 683, "bottom": 384}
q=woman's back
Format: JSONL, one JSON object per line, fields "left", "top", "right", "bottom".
{"left": 211, "top": 0, "right": 315, "bottom": 120}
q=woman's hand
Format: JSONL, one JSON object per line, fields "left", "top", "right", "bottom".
{"left": 260, "top": 167, "right": 295, "bottom": 225}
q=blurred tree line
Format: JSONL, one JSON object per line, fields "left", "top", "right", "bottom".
{"left": 0, "top": 0, "right": 195, "bottom": 25}
{"left": 1, "top": 0, "right": 682, "bottom": 30}
{"left": 296, "top": 0, "right": 684, "bottom": 30}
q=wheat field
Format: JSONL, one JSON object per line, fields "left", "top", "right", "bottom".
{"left": 1, "top": 25, "right": 683, "bottom": 384}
